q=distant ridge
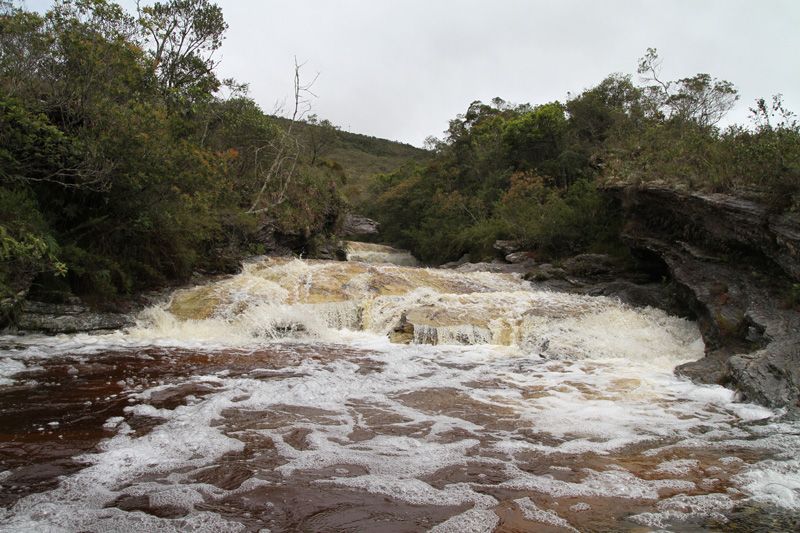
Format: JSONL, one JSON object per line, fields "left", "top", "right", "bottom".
{"left": 271, "top": 116, "right": 430, "bottom": 206}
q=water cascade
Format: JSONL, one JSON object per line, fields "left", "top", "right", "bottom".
{"left": 1, "top": 256, "right": 798, "bottom": 531}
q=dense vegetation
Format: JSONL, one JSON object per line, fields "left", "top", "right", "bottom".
{"left": 0, "top": 0, "right": 379, "bottom": 308}
{"left": 367, "top": 50, "right": 800, "bottom": 264}
{"left": 2, "top": 1, "right": 798, "bottom": 311}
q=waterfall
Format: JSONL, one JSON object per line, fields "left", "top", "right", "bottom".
{"left": 1, "top": 255, "right": 798, "bottom": 532}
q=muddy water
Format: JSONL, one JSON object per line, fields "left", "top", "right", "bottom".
{"left": 345, "top": 241, "right": 420, "bottom": 267}
{"left": 1, "top": 257, "right": 799, "bottom": 532}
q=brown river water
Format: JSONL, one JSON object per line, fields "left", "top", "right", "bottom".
{"left": 1, "top": 250, "right": 799, "bottom": 532}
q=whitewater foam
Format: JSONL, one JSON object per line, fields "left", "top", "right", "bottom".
{"left": 2, "top": 257, "right": 799, "bottom": 530}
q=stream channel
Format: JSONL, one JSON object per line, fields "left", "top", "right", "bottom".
{"left": 1, "top": 244, "right": 799, "bottom": 531}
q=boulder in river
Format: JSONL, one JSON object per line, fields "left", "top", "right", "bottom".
{"left": 342, "top": 214, "right": 380, "bottom": 236}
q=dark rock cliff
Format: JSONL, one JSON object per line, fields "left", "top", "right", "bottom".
{"left": 610, "top": 185, "right": 800, "bottom": 412}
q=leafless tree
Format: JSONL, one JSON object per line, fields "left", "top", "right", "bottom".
{"left": 247, "top": 57, "right": 318, "bottom": 214}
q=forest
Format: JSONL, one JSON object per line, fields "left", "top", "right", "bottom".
{"left": 2, "top": 0, "right": 799, "bottom": 308}
{"left": 0, "top": 0, "right": 353, "bottom": 308}
{"left": 365, "top": 50, "right": 800, "bottom": 264}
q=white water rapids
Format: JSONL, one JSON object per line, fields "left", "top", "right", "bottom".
{"left": 1, "top": 249, "right": 799, "bottom": 531}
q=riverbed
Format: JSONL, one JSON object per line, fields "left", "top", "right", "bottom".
{"left": 1, "top": 255, "right": 799, "bottom": 531}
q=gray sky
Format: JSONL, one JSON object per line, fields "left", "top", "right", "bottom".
{"left": 22, "top": 0, "right": 800, "bottom": 146}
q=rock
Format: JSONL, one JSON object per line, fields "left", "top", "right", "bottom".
{"left": 727, "top": 340, "right": 800, "bottom": 409}
{"left": 454, "top": 262, "right": 530, "bottom": 274}
{"left": 523, "top": 264, "right": 566, "bottom": 282}
{"left": 389, "top": 314, "right": 414, "bottom": 344}
{"left": 562, "top": 254, "right": 623, "bottom": 279}
{"left": 342, "top": 214, "right": 379, "bottom": 236}
{"left": 0, "top": 289, "right": 29, "bottom": 330}
{"left": 16, "top": 300, "right": 133, "bottom": 334}
{"left": 255, "top": 221, "right": 293, "bottom": 257}
{"left": 312, "top": 240, "right": 347, "bottom": 261}
{"left": 505, "top": 251, "right": 534, "bottom": 264}
{"left": 440, "top": 254, "right": 471, "bottom": 269}
{"left": 610, "top": 184, "right": 800, "bottom": 412}
{"left": 615, "top": 185, "right": 800, "bottom": 282}
{"left": 675, "top": 349, "right": 733, "bottom": 387}
{"left": 585, "top": 281, "right": 677, "bottom": 312}
{"left": 493, "top": 240, "right": 522, "bottom": 255}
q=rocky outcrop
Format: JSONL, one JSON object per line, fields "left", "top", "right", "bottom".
{"left": 342, "top": 214, "right": 379, "bottom": 236}
{"left": 15, "top": 300, "right": 133, "bottom": 334}
{"left": 561, "top": 254, "right": 625, "bottom": 279}
{"left": 584, "top": 280, "right": 681, "bottom": 313}
{"left": 611, "top": 185, "right": 800, "bottom": 412}
{"left": 493, "top": 240, "right": 522, "bottom": 256}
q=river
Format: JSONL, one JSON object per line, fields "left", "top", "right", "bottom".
{"left": 1, "top": 248, "right": 799, "bottom": 531}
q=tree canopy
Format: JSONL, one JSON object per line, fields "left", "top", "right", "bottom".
{"left": 0, "top": 0, "right": 347, "bottom": 304}
{"left": 366, "top": 49, "right": 800, "bottom": 265}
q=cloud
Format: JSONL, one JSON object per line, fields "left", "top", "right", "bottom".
{"left": 20, "top": 0, "right": 800, "bottom": 146}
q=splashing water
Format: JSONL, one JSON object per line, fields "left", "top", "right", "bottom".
{"left": 1, "top": 257, "right": 798, "bottom": 532}
{"left": 345, "top": 241, "right": 420, "bottom": 266}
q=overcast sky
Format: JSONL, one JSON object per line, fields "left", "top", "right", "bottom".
{"left": 22, "top": 0, "right": 800, "bottom": 146}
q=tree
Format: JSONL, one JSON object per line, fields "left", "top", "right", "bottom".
{"left": 305, "top": 114, "right": 340, "bottom": 165}
{"left": 0, "top": 97, "right": 109, "bottom": 191}
{"left": 248, "top": 57, "right": 318, "bottom": 215}
{"left": 136, "top": 0, "right": 227, "bottom": 99}
{"left": 566, "top": 74, "right": 644, "bottom": 145}
{"left": 637, "top": 47, "right": 738, "bottom": 127}
{"left": 502, "top": 102, "right": 568, "bottom": 175}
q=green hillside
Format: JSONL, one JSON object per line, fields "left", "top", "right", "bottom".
{"left": 272, "top": 117, "right": 430, "bottom": 207}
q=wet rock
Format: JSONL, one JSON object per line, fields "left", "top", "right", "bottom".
{"left": 16, "top": 300, "right": 133, "bottom": 334}
{"left": 611, "top": 184, "right": 800, "bottom": 411}
{"left": 493, "top": 240, "right": 522, "bottom": 255}
{"left": 454, "top": 262, "right": 530, "bottom": 274}
{"left": 168, "top": 286, "right": 221, "bottom": 320}
{"left": 312, "top": 239, "right": 347, "bottom": 261}
{"left": 388, "top": 314, "right": 414, "bottom": 344}
{"left": 523, "top": 264, "right": 566, "bottom": 282}
{"left": 727, "top": 340, "right": 800, "bottom": 409}
{"left": 342, "top": 214, "right": 380, "bottom": 236}
{"left": 505, "top": 251, "right": 535, "bottom": 264}
{"left": 674, "top": 349, "right": 733, "bottom": 386}
{"left": 585, "top": 281, "right": 677, "bottom": 312}
{"left": 346, "top": 242, "right": 420, "bottom": 266}
{"left": 562, "top": 253, "right": 623, "bottom": 279}
{"left": 440, "top": 254, "right": 471, "bottom": 269}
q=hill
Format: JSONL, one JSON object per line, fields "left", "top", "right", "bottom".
{"left": 272, "top": 117, "right": 430, "bottom": 207}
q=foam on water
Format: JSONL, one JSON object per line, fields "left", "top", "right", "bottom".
{"left": 428, "top": 508, "right": 499, "bottom": 533}
{"left": 429, "top": 508, "right": 499, "bottom": 533}
{"left": 0, "top": 359, "right": 26, "bottom": 386}
{"left": 113, "top": 258, "right": 706, "bottom": 368}
{"left": 733, "top": 459, "right": 800, "bottom": 509}
{"left": 345, "top": 241, "right": 420, "bottom": 266}
{"left": 515, "top": 497, "right": 580, "bottom": 532}
{"left": 630, "top": 493, "right": 736, "bottom": 529}
{"left": 1, "top": 256, "right": 799, "bottom": 530}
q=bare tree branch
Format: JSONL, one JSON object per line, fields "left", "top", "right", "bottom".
{"left": 247, "top": 58, "right": 318, "bottom": 215}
